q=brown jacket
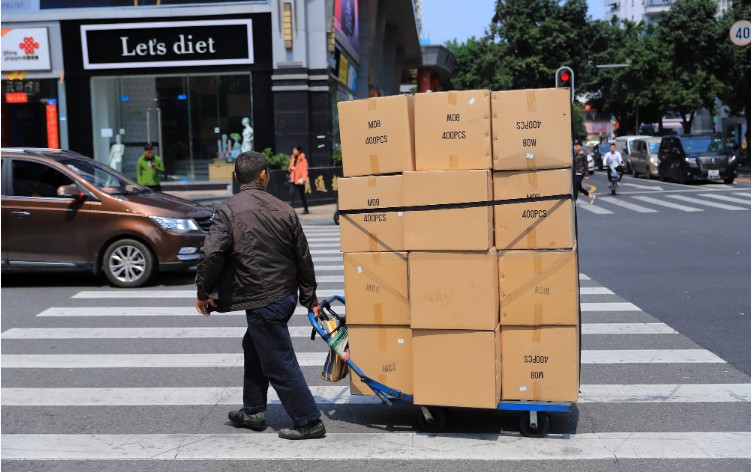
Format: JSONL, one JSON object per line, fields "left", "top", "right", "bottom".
{"left": 196, "top": 182, "right": 318, "bottom": 312}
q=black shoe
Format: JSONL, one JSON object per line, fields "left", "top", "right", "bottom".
{"left": 303, "top": 209, "right": 310, "bottom": 215}
{"left": 228, "top": 409, "right": 266, "bottom": 431}
{"left": 278, "top": 419, "right": 326, "bottom": 440}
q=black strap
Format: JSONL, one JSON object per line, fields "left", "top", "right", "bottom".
{"left": 339, "top": 193, "right": 572, "bottom": 216}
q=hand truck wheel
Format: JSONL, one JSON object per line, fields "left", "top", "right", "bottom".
{"left": 519, "top": 411, "right": 549, "bottom": 437}
{"left": 416, "top": 406, "right": 447, "bottom": 433}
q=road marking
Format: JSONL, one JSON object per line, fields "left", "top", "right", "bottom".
{"left": 36, "top": 306, "right": 346, "bottom": 317}
{"left": 666, "top": 194, "right": 748, "bottom": 211}
{"left": 308, "top": 243, "right": 342, "bottom": 248}
{"left": 1, "top": 349, "right": 724, "bottom": 368}
{"left": 580, "top": 287, "right": 613, "bottom": 295}
{"left": 4, "top": 383, "right": 748, "bottom": 407}
{"left": 71, "top": 289, "right": 344, "bottom": 299}
{"left": 305, "top": 238, "right": 341, "bottom": 243}
{"left": 5, "top": 323, "right": 667, "bottom": 339}
{"left": 699, "top": 193, "right": 751, "bottom": 206}
{"left": 3, "top": 432, "right": 750, "bottom": 460}
{"left": 598, "top": 196, "right": 658, "bottom": 213}
{"left": 582, "top": 323, "right": 676, "bottom": 334}
{"left": 733, "top": 192, "right": 751, "bottom": 198}
{"left": 576, "top": 203, "right": 614, "bottom": 214}
{"left": 579, "top": 274, "right": 590, "bottom": 280}
{"left": 622, "top": 183, "right": 664, "bottom": 191}
{"left": 581, "top": 349, "right": 725, "bottom": 364}
{"left": 309, "top": 249, "right": 342, "bottom": 255}
{"left": 631, "top": 196, "right": 703, "bottom": 212}
{"left": 580, "top": 302, "right": 640, "bottom": 311}
{"left": 313, "top": 275, "right": 344, "bottom": 283}
{"left": 311, "top": 265, "right": 344, "bottom": 272}
{"left": 313, "top": 257, "right": 343, "bottom": 262}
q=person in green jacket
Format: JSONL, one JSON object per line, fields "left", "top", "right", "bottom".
{"left": 137, "top": 144, "right": 165, "bottom": 191}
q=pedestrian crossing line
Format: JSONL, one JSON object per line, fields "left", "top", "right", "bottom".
{"left": 304, "top": 238, "right": 341, "bottom": 243}
{"left": 579, "top": 274, "right": 590, "bottom": 280}
{"left": 581, "top": 302, "right": 639, "bottom": 311}
{"left": 311, "top": 275, "right": 344, "bottom": 283}
{"left": 699, "top": 193, "right": 751, "bottom": 206}
{"left": 36, "top": 306, "right": 347, "bottom": 317}
{"left": 3, "top": 432, "right": 750, "bottom": 461}
{"left": 310, "top": 265, "right": 343, "bottom": 272}
{"left": 598, "top": 196, "right": 658, "bottom": 213}
{"left": 3, "top": 383, "right": 749, "bottom": 407}
{"left": 580, "top": 287, "right": 613, "bottom": 295}
{"left": 666, "top": 194, "right": 748, "bottom": 211}
{"left": 0, "top": 349, "right": 725, "bottom": 368}
{"left": 308, "top": 243, "right": 342, "bottom": 248}
{"left": 309, "top": 249, "right": 342, "bottom": 255}
{"left": 576, "top": 203, "right": 614, "bottom": 214}
{"left": 2, "top": 323, "right": 671, "bottom": 339}
{"left": 631, "top": 196, "right": 703, "bottom": 212}
{"left": 313, "top": 257, "right": 343, "bottom": 262}
{"left": 734, "top": 192, "right": 751, "bottom": 198}
{"left": 71, "top": 289, "right": 345, "bottom": 299}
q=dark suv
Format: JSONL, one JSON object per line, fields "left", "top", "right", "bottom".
{"left": 1, "top": 148, "right": 213, "bottom": 287}
{"left": 657, "top": 135, "right": 738, "bottom": 185}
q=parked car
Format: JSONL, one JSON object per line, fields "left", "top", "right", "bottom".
{"left": 1, "top": 148, "right": 213, "bottom": 287}
{"left": 587, "top": 153, "right": 595, "bottom": 175}
{"left": 630, "top": 137, "right": 662, "bottom": 179}
{"left": 615, "top": 135, "right": 651, "bottom": 174}
{"left": 657, "top": 136, "right": 738, "bottom": 185}
{"left": 592, "top": 142, "right": 612, "bottom": 170}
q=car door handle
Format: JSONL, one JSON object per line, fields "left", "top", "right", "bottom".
{"left": 11, "top": 210, "right": 31, "bottom": 218}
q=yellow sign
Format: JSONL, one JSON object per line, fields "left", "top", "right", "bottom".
{"left": 331, "top": 175, "right": 338, "bottom": 192}
{"left": 338, "top": 55, "right": 349, "bottom": 84}
{"left": 315, "top": 175, "right": 327, "bottom": 192}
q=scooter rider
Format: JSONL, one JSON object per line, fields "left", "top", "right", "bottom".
{"left": 603, "top": 143, "right": 624, "bottom": 181}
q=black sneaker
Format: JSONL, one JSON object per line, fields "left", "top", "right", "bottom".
{"left": 278, "top": 419, "right": 326, "bottom": 440}
{"left": 228, "top": 409, "right": 266, "bottom": 431}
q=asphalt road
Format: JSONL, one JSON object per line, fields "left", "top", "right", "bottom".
{"left": 2, "top": 172, "right": 751, "bottom": 470}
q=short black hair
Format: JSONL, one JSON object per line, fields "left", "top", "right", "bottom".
{"left": 575, "top": 140, "right": 583, "bottom": 146}
{"left": 610, "top": 143, "right": 616, "bottom": 147}
{"left": 235, "top": 151, "right": 269, "bottom": 184}
{"left": 144, "top": 144, "right": 153, "bottom": 150}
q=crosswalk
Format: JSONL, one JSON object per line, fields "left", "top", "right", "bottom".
{"left": 577, "top": 190, "right": 751, "bottom": 215}
{"left": 2, "top": 224, "right": 751, "bottom": 467}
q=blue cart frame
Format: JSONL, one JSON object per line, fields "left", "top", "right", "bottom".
{"left": 310, "top": 295, "right": 573, "bottom": 437}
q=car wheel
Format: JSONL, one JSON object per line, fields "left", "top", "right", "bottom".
{"left": 724, "top": 178, "right": 735, "bottom": 185}
{"left": 103, "top": 239, "right": 155, "bottom": 288}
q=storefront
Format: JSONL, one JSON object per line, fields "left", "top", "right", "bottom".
{"left": 1, "top": 23, "right": 66, "bottom": 149}
{"left": 60, "top": 14, "right": 273, "bottom": 181}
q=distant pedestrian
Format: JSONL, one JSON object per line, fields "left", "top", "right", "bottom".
{"left": 603, "top": 143, "right": 624, "bottom": 181}
{"left": 574, "top": 141, "right": 594, "bottom": 204}
{"left": 136, "top": 144, "right": 164, "bottom": 191}
{"left": 288, "top": 146, "right": 310, "bottom": 214}
{"left": 195, "top": 151, "right": 325, "bottom": 440}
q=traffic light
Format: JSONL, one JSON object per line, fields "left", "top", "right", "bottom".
{"left": 555, "top": 66, "right": 574, "bottom": 102}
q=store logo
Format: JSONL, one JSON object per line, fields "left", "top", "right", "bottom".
{"left": 19, "top": 36, "right": 39, "bottom": 55}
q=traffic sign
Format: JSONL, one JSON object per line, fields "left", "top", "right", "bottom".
{"left": 730, "top": 20, "right": 751, "bottom": 46}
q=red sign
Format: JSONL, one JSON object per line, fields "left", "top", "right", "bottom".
{"left": 6, "top": 92, "right": 28, "bottom": 103}
{"left": 46, "top": 103, "right": 59, "bottom": 149}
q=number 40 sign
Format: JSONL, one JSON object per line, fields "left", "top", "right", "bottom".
{"left": 730, "top": 20, "right": 751, "bottom": 47}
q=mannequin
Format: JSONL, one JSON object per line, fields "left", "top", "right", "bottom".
{"left": 241, "top": 117, "right": 254, "bottom": 152}
{"left": 109, "top": 134, "right": 125, "bottom": 171}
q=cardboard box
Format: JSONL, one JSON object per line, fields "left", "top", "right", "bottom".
{"left": 412, "top": 326, "right": 501, "bottom": 408}
{"left": 349, "top": 326, "right": 413, "bottom": 396}
{"left": 414, "top": 90, "right": 492, "bottom": 171}
{"left": 409, "top": 250, "right": 499, "bottom": 330}
{"left": 338, "top": 95, "right": 415, "bottom": 177}
{"left": 344, "top": 252, "right": 409, "bottom": 326}
{"left": 499, "top": 250, "right": 579, "bottom": 326}
{"left": 338, "top": 175, "right": 404, "bottom": 252}
{"left": 403, "top": 170, "right": 493, "bottom": 250}
{"left": 492, "top": 88, "right": 572, "bottom": 171}
{"left": 501, "top": 326, "right": 580, "bottom": 402}
{"left": 493, "top": 169, "right": 575, "bottom": 249}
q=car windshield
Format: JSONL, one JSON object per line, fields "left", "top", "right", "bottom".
{"left": 648, "top": 143, "right": 660, "bottom": 153}
{"left": 59, "top": 158, "right": 148, "bottom": 195}
{"left": 679, "top": 137, "right": 724, "bottom": 154}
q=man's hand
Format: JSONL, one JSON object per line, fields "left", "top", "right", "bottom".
{"left": 196, "top": 297, "right": 217, "bottom": 316}
{"left": 311, "top": 304, "right": 321, "bottom": 319}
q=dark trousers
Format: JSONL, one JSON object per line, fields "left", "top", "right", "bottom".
{"left": 289, "top": 183, "right": 308, "bottom": 211}
{"left": 574, "top": 174, "right": 589, "bottom": 200}
{"left": 242, "top": 293, "right": 320, "bottom": 427}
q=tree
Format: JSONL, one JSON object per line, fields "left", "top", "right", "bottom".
{"left": 658, "top": 0, "right": 725, "bottom": 134}
{"left": 445, "top": 37, "right": 510, "bottom": 91}
{"left": 719, "top": 1, "right": 751, "bottom": 158}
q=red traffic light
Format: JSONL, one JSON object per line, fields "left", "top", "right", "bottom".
{"left": 560, "top": 71, "right": 570, "bottom": 82}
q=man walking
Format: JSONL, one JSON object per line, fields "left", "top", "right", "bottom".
{"left": 573, "top": 141, "right": 594, "bottom": 203}
{"left": 195, "top": 151, "right": 325, "bottom": 440}
{"left": 136, "top": 144, "right": 164, "bottom": 191}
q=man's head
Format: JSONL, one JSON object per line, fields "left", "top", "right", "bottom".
{"left": 610, "top": 143, "right": 616, "bottom": 152}
{"left": 144, "top": 144, "right": 154, "bottom": 159}
{"left": 235, "top": 151, "right": 270, "bottom": 188}
{"left": 575, "top": 140, "right": 583, "bottom": 151}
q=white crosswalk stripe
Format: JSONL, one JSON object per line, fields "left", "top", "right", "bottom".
{"left": 699, "top": 193, "right": 751, "bottom": 205}
{"left": 666, "top": 194, "right": 748, "bottom": 211}
{"left": 577, "top": 202, "right": 614, "bottom": 214}
{"left": 631, "top": 195, "right": 703, "bottom": 212}
{"left": 36, "top": 306, "right": 346, "bottom": 317}
{"left": 733, "top": 192, "right": 751, "bottom": 198}
{"left": 598, "top": 196, "right": 659, "bottom": 213}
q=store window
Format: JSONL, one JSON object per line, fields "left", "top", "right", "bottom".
{"left": 90, "top": 73, "right": 253, "bottom": 181}
{"left": 1, "top": 79, "right": 59, "bottom": 148}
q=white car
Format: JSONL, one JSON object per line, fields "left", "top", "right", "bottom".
{"left": 587, "top": 154, "right": 595, "bottom": 175}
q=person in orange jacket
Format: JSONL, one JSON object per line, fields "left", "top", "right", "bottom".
{"left": 287, "top": 146, "right": 309, "bottom": 214}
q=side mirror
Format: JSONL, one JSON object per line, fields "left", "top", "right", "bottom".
{"left": 57, "top": 184, "right": 87, "bottom": 204}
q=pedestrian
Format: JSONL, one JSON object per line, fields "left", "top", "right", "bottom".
{"left": 195, "top": 151, "right": 325, "bottom": 441}
{"left": 288, "top": 146, "right": 310, "bottom": 214}
{"left": 136, "top": 144, "right": 164, "bottom": 191}
{"left": 574, "top": 141, "right": 594, "bottom": 204}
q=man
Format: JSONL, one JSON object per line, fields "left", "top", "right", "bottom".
{"left": 573, "top": 141, "right": 594, "bottom": 204}
{"left": 603, "top": 143, "right": 624, "bottom": 182}
{"left": 136, "top": 144, "right": 164, "bottom": 191}
{"left": 195, "top": 151, "right": 325, "bottom": 441}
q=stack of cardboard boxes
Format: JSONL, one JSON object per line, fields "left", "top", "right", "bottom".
{"left": 337, "top": 88, "right": 580, "bottom": 408}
